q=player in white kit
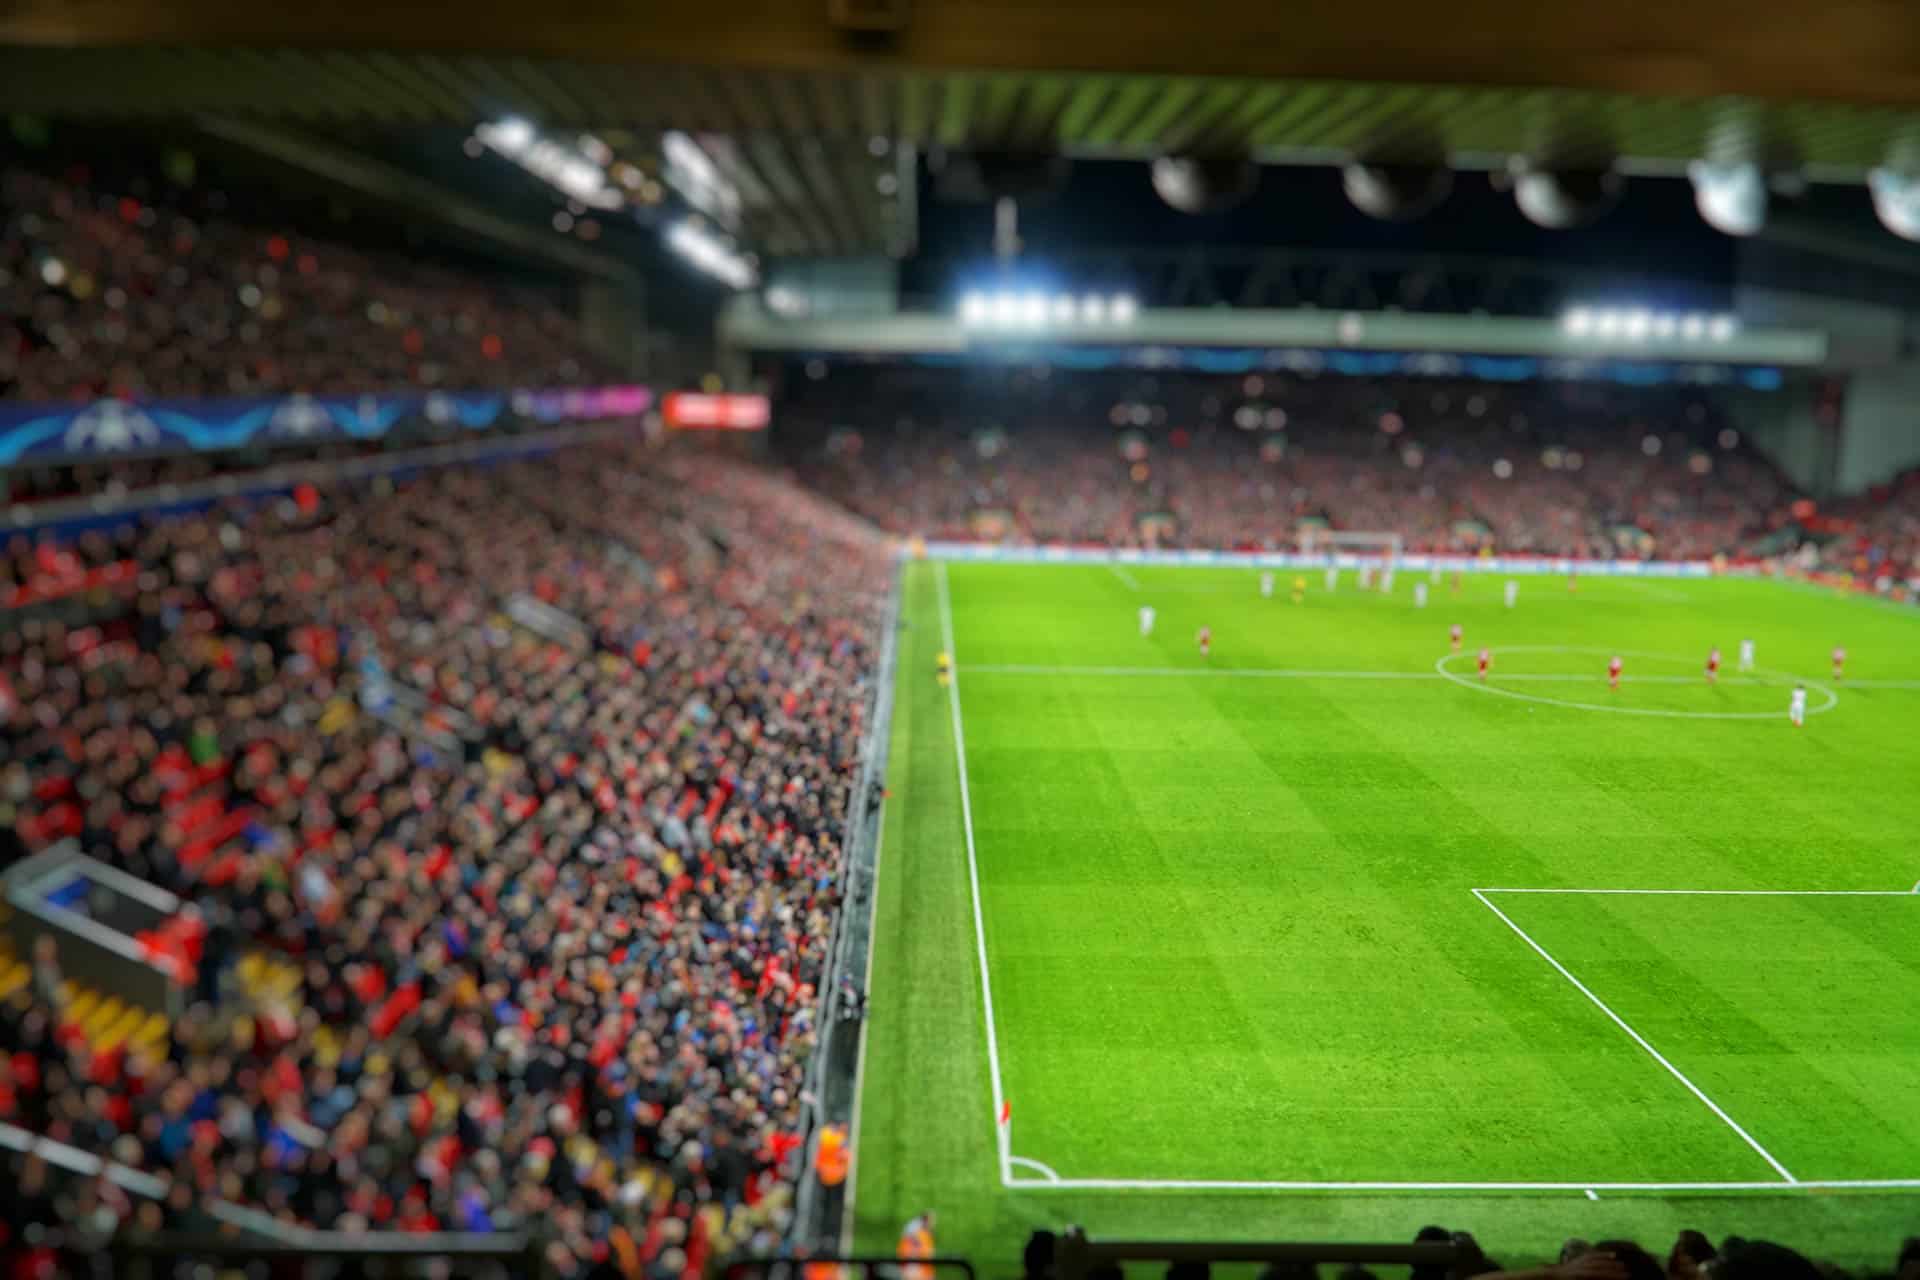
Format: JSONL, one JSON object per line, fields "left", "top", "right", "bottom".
{"left": 1324, "top": 565, "right": 1338, "bottom": 592}
{"left": 1413, "top": 582, "right": 1428, "bottom": 608}
{"left": 1358, "top": 564, "right": 1374, "bottom": 590}
{"left": 1738, "top": 638, "right": 1755, "bottom": 672}
{"left": 1138, "top": 604, "right": 1156, "bottom": 637}
{"left": 1789, "top": 683, "right": 1807, "bottom": 727}
{"left": 1259, "top": 571, "right": 1274, "bottom": 598}
{"left": 1503, "top": 580, "right": 1518, "bottom": 609}
{"left": 1381, "top": 566, "right": 1395, "bottom": 593}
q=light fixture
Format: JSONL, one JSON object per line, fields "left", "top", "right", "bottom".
{"left": 1562, "top": 305, "right": 1741, "bottom": 345}
{"left": 665, "top": 220, "right": 756, "bottom": 289}
{"left": 954, "top": 288, "right": 1140, "bottom": 330}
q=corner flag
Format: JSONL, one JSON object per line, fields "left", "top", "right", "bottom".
{"left": 998, "top": 1100, "right": 1011, "bottom": 1127}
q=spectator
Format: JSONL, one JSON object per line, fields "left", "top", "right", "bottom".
{"left": 0, "top": 441, "right": 887, "bottom": 1274}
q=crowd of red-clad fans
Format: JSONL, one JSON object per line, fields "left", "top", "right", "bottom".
{"left": 781, "top": 367, "right": 1852, "bottom": 570}
{"left": 0, "top": 443, "right": 887, "bottom": 1276}
{"left": 0, "top": 166, "right": 615, "bottom": 402}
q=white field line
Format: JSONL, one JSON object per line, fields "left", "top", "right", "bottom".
{"left": 1008, "top": 1156, "right": 1063, "bottom": 1184}
{"left": 1480, "top": 888, "right": 1918, "bottom": 897}
{"left": 935, "top": 562, "right": 1012, "bottom": 1182}
{"left": 961, "top": 664, "right": 1889, "bottom": 687}
{"left": 1107, "top": 563, "right": 1143, "bottom": 591}
{"left": 1004, "top": 1176, "right": 1920, "bottom": 1192}
{"left": 1470, "top": 889, "right": 1798, "bottom": 1184}
{"left": 965, "top": 665, "right": 1442, "bottom": 678}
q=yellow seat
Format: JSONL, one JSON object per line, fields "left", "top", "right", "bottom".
{"left": 0, "top": 962, "right": 27, "bottom": 1002}
{"left": 96, "top": 1004, "right": 147, "bottom": 1052}
{"left": 131, "top": 1012, "right": 169, "bottom": 1048}
{"left": 67, "top": 990, "right": 100, "bottom": 1023}
{"left": 82, "top": 996, "right": 124, "bottom": 1037}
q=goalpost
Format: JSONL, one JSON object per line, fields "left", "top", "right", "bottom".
{"left": 1297, "top": 528, "right": 1403, "bottom": 566}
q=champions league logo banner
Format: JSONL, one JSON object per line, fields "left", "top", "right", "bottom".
{"left": 0, "top": 386, "right": 654, "bottom": 466}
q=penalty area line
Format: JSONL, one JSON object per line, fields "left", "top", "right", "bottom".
{"left": 1471, "top": 889, "right": 1799, "bottom": 1185}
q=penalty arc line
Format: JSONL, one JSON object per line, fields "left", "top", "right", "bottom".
{"left": 1470, "top": 889, "right": 1798, "bottom": 1184}
{"left": 1107, "top": 564, "right": 1143, "bottom": 591}
{"left": 936, "top": 562, "right": 1013, "bottom": 1183}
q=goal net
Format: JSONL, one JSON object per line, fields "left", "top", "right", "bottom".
{"left": 1297, "top": 528, "right": 1403, "bottom": 565}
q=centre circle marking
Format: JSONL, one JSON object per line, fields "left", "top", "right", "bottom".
{"left": 1434, "top": 645, "right": 1839, "bottom": 720}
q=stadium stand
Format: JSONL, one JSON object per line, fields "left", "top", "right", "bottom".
{"left": 779, "top": 368, "right": 1805, "bottom": 566}
{"left": 0, "top": 442, "right": 887, "bottom": 1274}
{"left": 0, "top": 166, "right": 614, "bottom": 402}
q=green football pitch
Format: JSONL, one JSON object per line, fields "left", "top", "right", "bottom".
{"left": 848, "top": 559, "right": 1920, "bottom": 1271}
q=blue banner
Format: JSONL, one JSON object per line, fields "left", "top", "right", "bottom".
{"left": 0, "top": 386, "right": 653, "bottom": 466}
{"left": 833, "top": 346, "right": 1786, "bottom": 391}
{"left": 920, "top": 541, "right": 1718, "bottom": 577}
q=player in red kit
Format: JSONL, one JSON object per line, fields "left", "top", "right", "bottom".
{"left": 1450, "top": 624, "right": 1463, "bottom": 652}
{"left": 1608, "top": 654, "right": 1623, "bottom": 690}
{"left": 1706, "top": 646, "right": 1721, "bottom": 684}
{"left": 1477, "top": 648, "right": 1491, "bottom": 681}
{"left": 1197, "top": 626, "right": 1211, "bottom": 658}
{"left": 1832, "top": 646, "right": 1846, "bottom": 680}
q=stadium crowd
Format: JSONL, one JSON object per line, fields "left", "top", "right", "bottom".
{"left": 1021, "top": 1228, "right": 1920, "bottom": 1280}
{"left": 0, "top": 166, "right": 613, "bottom": 402}
{"left": 781, "top": 367, "right": 1805, "bottom": 566}
{"left": 0, "top": 442, "right": 887, "bottom": 1276}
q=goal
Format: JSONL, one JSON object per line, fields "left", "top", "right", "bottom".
{"left": 1297, "top": 528, "right": 1403, "bottom": 566}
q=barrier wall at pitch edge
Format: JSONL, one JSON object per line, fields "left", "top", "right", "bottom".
{"left": 920, "top": 541, "right": 1717, "bottom": 577}
{"left": 0, "top": 386, "right": 653, "bottom": 465}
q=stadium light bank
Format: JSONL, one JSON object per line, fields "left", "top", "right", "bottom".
{"left": 958, "top": 290, "right": 1140, "bottom": 331}
{"left": 667, "top": 221, "right": 757, "bottom": 290}
{"left": 1561, "top": 306, "right": 1738, "bottom": 344}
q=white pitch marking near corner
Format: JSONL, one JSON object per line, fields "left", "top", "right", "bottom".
{"left": 1007, "top": 1156, "right": 1063, "bottom": 1185}
{"left": 1106, "top": 563, "right": 1143, "bottom": 591}
{"left": 1586, "top": 1189, "right": 1601, "bottom": 1201}
{"left": 1470, "top": 888, "right": 1799, "bottom": 1185}
{"left": 936, "top": 562, "right": 1013, "bottom": 1183}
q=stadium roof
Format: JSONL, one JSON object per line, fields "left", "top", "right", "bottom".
{"left": 7, "top": 0, "right": 1920, "bottom": 263}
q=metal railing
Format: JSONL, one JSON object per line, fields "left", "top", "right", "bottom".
{"left": 790, "top": 557, "right": 906, "bottom": 1249}
{"left": 1054, "top": 1230, "right": 1463, "bottom": 1280}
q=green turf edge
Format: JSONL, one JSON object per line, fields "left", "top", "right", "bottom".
{"left": 848, "top": 561, "right": 1917, "bottom": 1275}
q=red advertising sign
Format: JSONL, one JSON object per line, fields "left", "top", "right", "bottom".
{"left": 662, "top": 392, "right": 771, "bottom": 431}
